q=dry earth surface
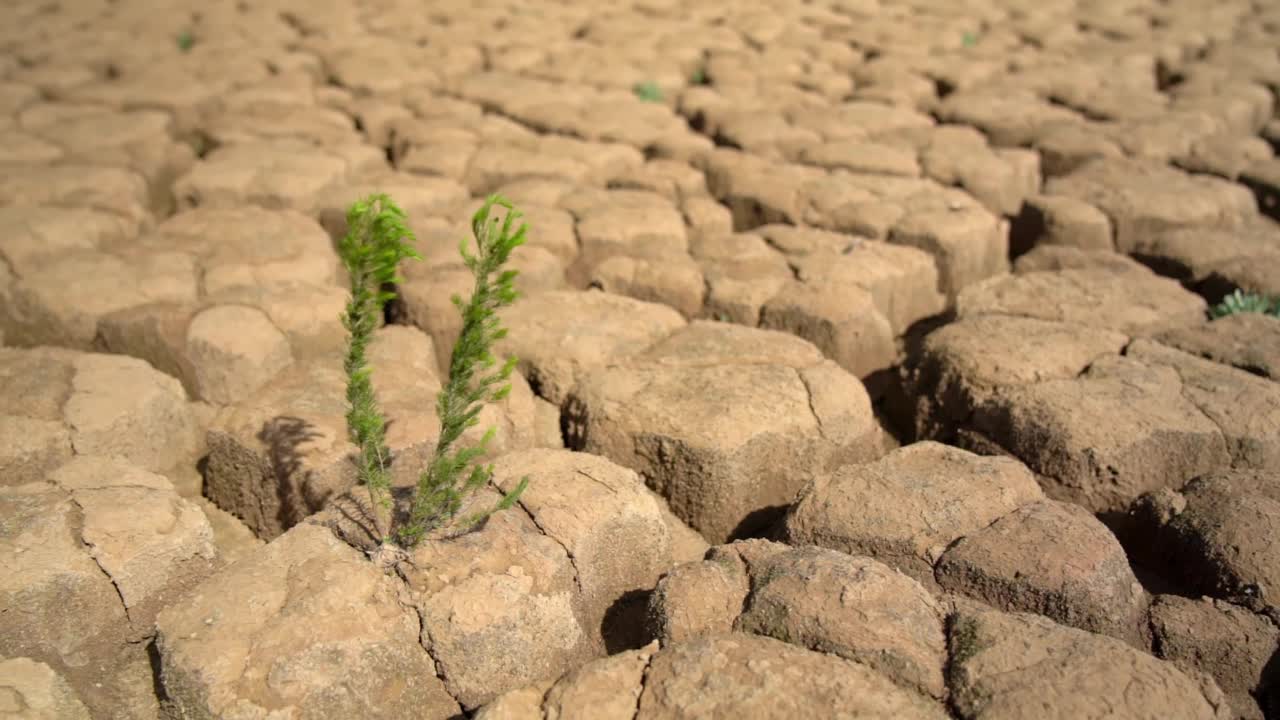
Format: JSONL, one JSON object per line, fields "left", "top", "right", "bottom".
{"left": 2, "top": 0, "right": 1280, "bottom": 718}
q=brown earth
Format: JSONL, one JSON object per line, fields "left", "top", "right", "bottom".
{"left": 2, "top": 0, "right": 1279, "bottom": 718}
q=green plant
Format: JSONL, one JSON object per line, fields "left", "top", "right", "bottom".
{"left": 339, "top": 194, "right": 421, "bottom": 541}
{"left": 338, "top": 193, "right": 530, "bottom": 549}
{"left": 961, "top": 31, "right": 979, "bottom": 47}
{"left": 401, "top": 197, "right": 530, "bottom": 545}
{"left": 1210, "top": 289, "right": 1280, "bottom": 318}
{"left": 633, "top": 81, "right": 664, "bottom": 103}
{"left": 689, "top": 68, "right": 707, "bottom": 86}
{"left": 176, "top": 30, "right": 195, "bottom": 52}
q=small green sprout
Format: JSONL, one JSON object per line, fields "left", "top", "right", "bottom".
{"left": 177, "top": 30, "right": 195, "bottom": 52}
{"left": 633, "top": 81, "right": 664, "bottom": 103}
{"left": 1210, "top": 289, "right": 1280, "bottom": 318}
{"left": 962, "top": 32, "right": 979, "bottom": 47}
{"left": 690, "top": 68, "right": 707, "bottom": 86}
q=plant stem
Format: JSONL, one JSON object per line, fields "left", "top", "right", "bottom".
{"left": 338, "top": 194, "right": 420, "bottom": 543}
{"left": 399, "top": 195, "right": 531, "bottom": 546}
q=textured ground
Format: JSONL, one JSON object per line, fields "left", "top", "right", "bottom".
{"left": 2, "top": 0, "right": 1280, "bottom": 719}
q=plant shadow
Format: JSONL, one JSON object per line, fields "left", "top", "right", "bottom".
{"left": 256, "top": 416, "right": 323, "bottom": 534}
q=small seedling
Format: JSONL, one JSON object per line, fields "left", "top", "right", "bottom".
{"left": 633, "top": 81, "right": 664, "bottom": 103}
{"left": 401, "top": 196, "right": 530, "bottom": 546}
{"left": 1210, "top": 289, "right": 1280, "bottom": 318}
{"left": 176, "top": 30, "right": 195, "bottom": 52}
{"left": 338, "top": 193, "right": 530, "bottom": 549}
{"left": 689, "top": 68, "right": 707, "bottom": 85}
{"left": 339, "top": 194, "right": 421, "bottom": 541}
{"left": 962, "top": 32, "right": 979, "bottom": 47}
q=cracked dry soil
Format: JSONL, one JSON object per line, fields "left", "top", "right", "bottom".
{"left": 2, "top": 0, "right": 1280, "bottom": 718}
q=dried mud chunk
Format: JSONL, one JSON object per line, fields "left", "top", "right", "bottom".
{"left": 1155, "top": 313, "right": 1280, "bottom": 381}
{"left": 1032, "top": 123, "right": 1126, "bottom": 177}
{"left": 0, "top": 657, "right": 92, "bottom": 720}
{"left": 0, "top": 248, "right": 196, "bottom": 349}
{"left": 901, "top": 313, "right": 1129, "bottom": 440}
{"left": 1131, "top": 469, "right": 1280, "bottom": 610}
{"left": 1174, "top": 133, "right": 1274, "bottom": 180}
{"left": 681, "top": 194, "right": 734, "bottom": 239}
{"left": 1012, "top": 246, "right": 1148, "bottom": 275}
{"left": 536, "top": 642, "right": 656, "bottom": 720}
{"left": 782, "top": 442, "right": 1044, "bottom": 586}
{"left": 566, "top": 357, "right": 877, "bottom": 544}
{"left": 760, "top": 280, "right": 896, "bottom": 382}
{"left": 889, "top": 204, "right": 1008, "bottom": 300}
{"left": 955, "top": 267, "right": 1207, "bottom": 336}
{"left": 1127, "top": 225, "right": 1280, "bottom": 290}
{"left": 920, "top": 125, "right": 1037, "bottom": 216}
{"left": 490, "top": 449, "right": 673, "bottom": 646}
{"left": 787, "top": 239, "right": 946, "bottom": 334}
{"left": 141, "top": 205, "right": 341, "bottom": 297}
{"left": 0, "top": 414, "right": 72, "bottom": 488}
{"left": 62, "top": 352, "right": 201, "bottom": 472}
{"left": 0, "top": 206, "right": 136, "bottom": 273}
{"left": 1242, "top": 157, "right": 1280, "bottom": 221}
{"left": 638, "top": 634, "right": 950, "bottom": 719}
{"left": 647, "top": 556, "right": 748, "bottom": 645}
{"left": 948, "top": 606, "right": 1229, "bottom": 720}
{"left": 494, "top": 290, "right": 686, "bottom": 405}
{"left": 48, "top": 456, "right": 218, "bottom": 637}
{"left": 970, "top": 354, "right": 1230, "bottom": 513}
{"left": 3, "top": 455, "right": 217, "bottom": 719}
{"left": 0, "top": 164, "right": 153, "bottom": 231}
{"left": 738, "top": 546, "right": 948, "bottom": 698}
{"left": 0, "top": 484, "right": 136, "bottom": 718}
{"left": 184, "top": 304, "right": 293, "bottom": 405}
{"left": 703, "top": 149, "right": 825, "bottom": 229}
{"left": 1044, "top": 157, "right": 1256, "bottom": 254}
{"left": 935, "top": 90, "right": 1084, "bottom": 147}
{"left": 1127, "top": 339, "right": 1280, "bottom": 469}
{"left": 936, "top": 500, "right": 1148, "bottom": 644}
{"left": 154, "top": 523, "right": 460, "bottom": 720}
{"left": 607, "top": 158, "right": 708, "bottom": 201}
{"left": 797, "top": 139, "right": 922, "bottom": 177}
{"left": 573, "top": 201, "right": 689, "bottom": 273}
{"left": 1149, "top": 595, "right": 1278, "bottom": 720}
{"left": 589, "top": 253, "right": 705, "bottom": 319}
{"left": 173, "top": 139, "right": 384, "bottom": 213}
{"left": 1009, "top": 194, "right": 1113, "bottom": 256}
{"left": 693, "top": 233, "right": 792, "bottom": 326}
{"left": 395, "top": 482, "right": 598, "bottom": 710}
{"left": 62, "top": 66, "right": 224, "bottom": 135}
{"left": 637, "top": 320, "right": 825, "bottom": 370}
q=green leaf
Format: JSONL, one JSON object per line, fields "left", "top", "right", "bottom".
{"left": 633, "top": 81, "right": 664, "bottom": 103}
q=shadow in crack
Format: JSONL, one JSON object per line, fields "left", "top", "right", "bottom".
{"left": 257, "top": 416, "right": 323, "bottom": 533}
{"left": 601, "top": 588, "right": 656, "bottom": 654}
{"left": 1258, "top": 647, "right": 1280, "bottom": 720}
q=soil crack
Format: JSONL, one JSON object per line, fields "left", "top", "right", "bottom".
{"left": 795, "top": 367, "right": 831, "bottom": 442}
{"left": 508, "top": 484, "right": 587, "bottom": 601}
{"left": 66, "top": 492, "right": 134, "bottom": 629}
{"left": 628, "top": 644, "right": 660, "bottom": 720}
